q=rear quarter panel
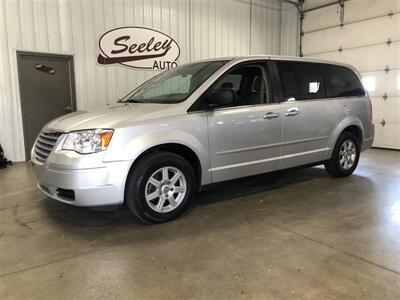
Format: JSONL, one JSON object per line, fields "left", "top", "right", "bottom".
{"left": 327, "top": 96, "right": 372, "bottom": 157}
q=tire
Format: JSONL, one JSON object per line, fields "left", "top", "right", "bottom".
{"left": 125, "top": 151, "right": 196, "bottom": 223}
{"left": 324, "top": 131, "right": 360, "bottom": 177}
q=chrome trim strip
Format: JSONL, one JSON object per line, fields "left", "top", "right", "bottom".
{"left": 35, "top": 147, "right": 49, "bottom": 157}
{"left": 39, "top": 134, "right": 59, "bottom": 141}
{"left": 34, "top": 130, "right": 62, "bottom": 162}
{"left": 210, "top": 148, "right": 329, "bottom": 172}
{"left": 216, "top": 142, "right": 281, "bottom": 155}
{"left": 36, "top": 143, "right": 53, "bottom": 152}
{"left": 215, "top": 136, "right": 329, "bottom": 155}
{"left": 37, "top": 139, "right": 54, "bottom": 148}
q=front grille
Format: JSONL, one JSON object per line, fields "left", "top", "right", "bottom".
{"left": 34, "top": 130, "right": 63, "bottom": 162}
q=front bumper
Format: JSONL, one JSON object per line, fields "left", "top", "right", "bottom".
{"left": 33, "top": 159, "right": 132, "bottom": 207}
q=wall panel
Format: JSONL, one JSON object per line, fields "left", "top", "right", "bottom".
{"left": 0, "top": 0, "right": 299, "bottom": 161}
{"left": 281, "top": 0, "right": 299, "bottom": 56}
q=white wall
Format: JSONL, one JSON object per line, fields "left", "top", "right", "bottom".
{"left": 0, "top": 0, "right": 299, "bottom": 162}
{"left": 302, "top": 0, "right": 400, "bottom": 149}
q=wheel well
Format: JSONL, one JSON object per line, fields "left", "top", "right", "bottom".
{"left": 134, "top": 143, "right": 202, "bottom": 186}
{"left": 342, "top": 125, "right": 362, "bottom": 146}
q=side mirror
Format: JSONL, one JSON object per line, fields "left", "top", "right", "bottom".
{"left": 206, "top": 88, "right": 236, "bottom": 108}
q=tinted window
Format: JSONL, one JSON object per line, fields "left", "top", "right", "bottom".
{"left": 211, "top": 64, "right": 269, "bottom": 106}
{"left": 215, "top": 74, "right": 243, "bottom": 91}
{"left": 276, "top": 62, "right": 325, "bottom": 100}
{"left": 321, "top": 64, "right": 365, "bottom": 98}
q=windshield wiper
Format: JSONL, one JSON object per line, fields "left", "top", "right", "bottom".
{"left": 123, "top": 98, "right": 143, "bottom": 103}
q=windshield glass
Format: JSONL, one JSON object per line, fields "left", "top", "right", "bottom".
{"left": 121, "top": 60, "right": 228, "bottom": 104}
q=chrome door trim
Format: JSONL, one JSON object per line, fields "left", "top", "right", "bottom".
{"left": 215, "top": 142, "right": 281, "bottom": 155}
{"left": 285, "top": 107, "right": 299, "bottom": 116}
{"left": 215, "top": 136, "right": 329, "bottom": 155}
{"left": 264, "top": 112, "right": 279, "bottom": 119}
{"left": 280, "top": 135, "right": 329, "bottom": 146}
{"left": 210, "top": 147, "right": 329, "bottom": 172}
{"left": 280, "top": 95, "right": 365, "bottom": 104}
{"left": 188, "top": 102, "right": 281, "bottom": 114}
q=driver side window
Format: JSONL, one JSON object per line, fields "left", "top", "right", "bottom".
{"left": 211, "top": 63, "right": 269, "bottom": 107}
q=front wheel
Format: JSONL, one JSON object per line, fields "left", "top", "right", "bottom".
{"left": 125, "top": 152, "right": 196, "bottom": 223}
{"left": 324, "top": 131, "right": 360, "bottom": 177}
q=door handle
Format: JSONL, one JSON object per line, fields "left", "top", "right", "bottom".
{"left": 64, "top": 106, "right": 72, "bottom": 112}
{"left": 263, "top": 112, "right": 279, "bottom": 119}
{"left": 285, "top": 107, "right": 299, "bottom": 117}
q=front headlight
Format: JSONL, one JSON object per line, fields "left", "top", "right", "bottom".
{"left": 62, "top": 129, "right": 114, "bottom": 154}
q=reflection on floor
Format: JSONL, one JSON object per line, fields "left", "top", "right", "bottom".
{"left": 0, "top": 149, "right": 399, "bottom": 299}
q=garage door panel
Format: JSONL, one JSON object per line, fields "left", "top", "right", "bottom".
{"left": 303, "top": 0, "right": 400, "bottom": 33}
{"left": 338, "top": 14, "right": 400, "bottom": 48}
{"left": 303, "top": 6, "right": 340, "bottom": 33}
{"left": 303, "top": 14, "right": 400, "bottom": 55}
{"left": 303, "top": 1, "right": 400, "bottom": 149}
{"left": 371, "top": 96, "right": 400, "bottom": 124}
{"left": 305, "top": 43, "right": 400, "bottom": 71}
{"left": 373, "top": 123, "right": 400, "bottom": 149}
{"left": 345, "top": 1, "right": 400, "bottom": 24}
{"left": 364, "top": 71, "right": 400, "bottom": 97}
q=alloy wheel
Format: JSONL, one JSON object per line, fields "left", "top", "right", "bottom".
{"left": 339, "top": 140, "right": 357, "bottom": 170}
{"left": 144, "top": 166, "right": 187, "bottom": 213}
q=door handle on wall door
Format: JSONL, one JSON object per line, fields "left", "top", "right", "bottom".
{"left": 263, "top": 112, "right": 279, "bottom": 119}
{"left": 285, "top": 107, "right": 299, "bottom": 117}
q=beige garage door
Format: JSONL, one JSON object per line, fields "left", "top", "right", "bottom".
{"left": 302, "top": 0, "right": 400, "bottom": 149}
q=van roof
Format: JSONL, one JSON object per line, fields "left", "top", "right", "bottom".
{"left": 197, "top": 55, "right": 358, "bottom": 74}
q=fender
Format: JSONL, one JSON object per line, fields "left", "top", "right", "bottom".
{"left": 104, "top": 127, "right": 211, "bottom": 185}
{"left": 326, "top": 116, "right": 364, "bottom": 158}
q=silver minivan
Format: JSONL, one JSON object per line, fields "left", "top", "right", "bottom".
{"left": 32, "top": 56, "right": 374, "bottom": 223}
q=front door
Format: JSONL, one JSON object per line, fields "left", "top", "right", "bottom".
{"left": 275, "top": 61, "right": 337, "bottom": 169}
{"left": 17, "top": 52, "right": 76, "bottom": 160}
{"left": 206, "top": 61, "right": 282, "bottom": 183}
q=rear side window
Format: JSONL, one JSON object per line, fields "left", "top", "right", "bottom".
{"left": 321, "top": 64, "right": 365, "bottom": 98}
{"left": 276, "top": 62, "right": 325, "bottom": 101}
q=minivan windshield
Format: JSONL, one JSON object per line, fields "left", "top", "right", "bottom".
{"left": 121, "top": 60, "right": 228, "bottom": 104}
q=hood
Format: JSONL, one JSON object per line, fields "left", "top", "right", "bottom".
{"left": 46, "top": 103, "right": 182, "bottom": 132}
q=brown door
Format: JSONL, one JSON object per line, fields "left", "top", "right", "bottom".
{"left": 17, "top": 52, "right": 76, "bottom": 160}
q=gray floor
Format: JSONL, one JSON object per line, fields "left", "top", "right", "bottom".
{"left": 0, "top": 149, "right": 399, "bottom": 299}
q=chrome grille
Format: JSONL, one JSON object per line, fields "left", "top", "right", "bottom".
{"left": 34, "top": 130, "right": 63, "bottom": 162}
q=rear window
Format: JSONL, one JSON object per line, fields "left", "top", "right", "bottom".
{"left": 276, "top": 62, "right": 325, "bottom": 101}
{"left": 321, "top": 64, "right": 365, "bottom": 98}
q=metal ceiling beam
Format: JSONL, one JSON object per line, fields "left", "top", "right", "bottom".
{"left": 303, "top": 0, "right": 348, "bottom": 13}
{"left": 283, "top": 0, "right": 300, "bottom": 6}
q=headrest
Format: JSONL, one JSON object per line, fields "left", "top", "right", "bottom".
{"left": 221, "top": 82, "right": 234, "bottom": 89}
{"left": 252, "top": 76, "right": 263, "bottom": 93}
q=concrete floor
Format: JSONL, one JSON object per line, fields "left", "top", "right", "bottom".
{"left": 0, "top": 149, "right": 399, "bottom": 299}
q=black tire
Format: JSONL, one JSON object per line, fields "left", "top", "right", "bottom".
{"left": 324, "top": 131, "right": 360, "bottom": 177}
{"left": 125, "top": 151, "right": 196, "bottom": 223}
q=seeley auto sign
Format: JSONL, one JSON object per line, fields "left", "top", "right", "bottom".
{"left": 97, "top": 26, "right": 180, "bottom": 70}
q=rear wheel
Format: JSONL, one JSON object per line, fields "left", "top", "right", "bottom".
{"left": 324, "top": 131, "right": 360, "bottom": 177}
{"left": 125, "top": 152, "right": 196, "bottom": 223}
